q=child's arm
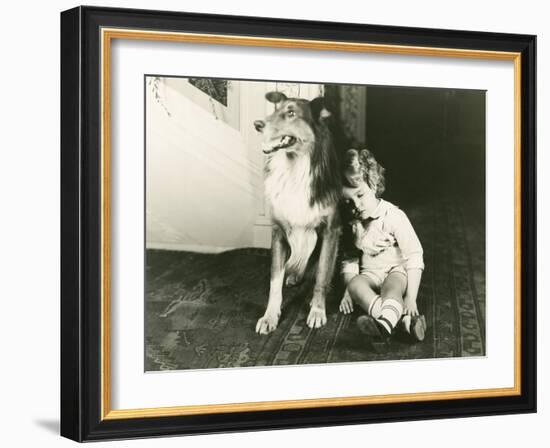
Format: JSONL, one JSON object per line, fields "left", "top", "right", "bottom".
{"left": 404, "top": 268, "right": 422, "bottom": 316}
{"left": 340, "top": 260, "right": 359, "bottom": 314}
{"left": 390, "top": 209, "right": 425, "bottom": 315}
{"left": 340, "top": 224, "right": 360, "bottom": 314}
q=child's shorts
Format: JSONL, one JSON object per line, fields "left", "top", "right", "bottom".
{"left": 360, "top": 265, "right": 407, "bottom": 290}
{"left": 341, "top": 259, "right": 407, "bottom": 290}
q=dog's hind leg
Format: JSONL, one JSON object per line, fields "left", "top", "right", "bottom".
{"left": 307, "top": 214, "right": 341, "bottom": 329}
{"left": 256, "top": 226, "right": 287, "bottom": 335}
{"left": 285, "top": 273, "right": 302, "bottom": 287}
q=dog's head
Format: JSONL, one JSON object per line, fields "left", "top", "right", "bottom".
{"left": 254, "top": 92, "right": 331, "bottom": 156}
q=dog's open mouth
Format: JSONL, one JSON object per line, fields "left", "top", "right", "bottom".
{"left": 263, "top": 135, "right": 297, "bottom": 154}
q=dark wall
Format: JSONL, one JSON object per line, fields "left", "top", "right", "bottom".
{"left": 364, "top": 86, "right": 485, "bottom": 206}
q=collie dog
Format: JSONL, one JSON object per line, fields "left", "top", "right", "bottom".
{"left": 254, "top": 91, "right": 341, "bottom": 334}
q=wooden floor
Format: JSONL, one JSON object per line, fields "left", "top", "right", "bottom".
{"left": 145, "top": 195, "right": 485, "bottom": 371}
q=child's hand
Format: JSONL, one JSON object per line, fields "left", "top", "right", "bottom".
{"left": 339, "top": 291, "right": 354, "bottom": 314}
{"left": 368, "top": 234, "right": 395, "bottom": 255}
{"left": 357, "top": 232, "right": 395, "bottom": 256}
{"left": 403, "top": 296, "right": 419, "bottom": 316}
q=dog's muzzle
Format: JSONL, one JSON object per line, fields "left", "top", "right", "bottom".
{"left": 263, "top": 135, "right": 297, "bottom": 154}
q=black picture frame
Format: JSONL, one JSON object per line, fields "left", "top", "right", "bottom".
{"left": 61, "top": 5, "right": 536, "bottom": 442}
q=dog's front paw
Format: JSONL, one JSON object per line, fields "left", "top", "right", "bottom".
{"left": 256, "top": 311, "right": 280, "bottom": 335}
{"left": 306, "top": 306, "right": 327, "bottom": 329}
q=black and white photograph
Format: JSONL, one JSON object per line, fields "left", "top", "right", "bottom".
{"left": 144, "top": 76, "right": 486, "bottom": 371}
{"left": 54, "top": 3, "right": 537, "bottom": 444}
{"left": 0, "top": 0, "right": 544, "bottom": 443}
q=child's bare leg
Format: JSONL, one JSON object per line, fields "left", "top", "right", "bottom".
{"left": 381, "top": 272, "right": 427, "bottom": 340}
{"left": 373, "top": 272, "right": 408, "bottom": 334}
{"left": 380, "top": 272, "right": 407, "bottom": 303}
{"left": 347, "top": 275, "right": 379, "bottom": 314}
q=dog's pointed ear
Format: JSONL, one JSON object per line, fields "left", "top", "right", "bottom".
{"left": 310, "top": 97, "right": 332, "bottom": 122}
{"left": 265, "top": 91, "right": 287, "bottom": 109}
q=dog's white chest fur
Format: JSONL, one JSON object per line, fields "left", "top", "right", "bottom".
{"left": 265, "top": 153, "right": 330, "bottom": 228}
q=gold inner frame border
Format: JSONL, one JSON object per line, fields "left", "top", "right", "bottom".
{"left": 99, "top": 27, "right": 522, "bottom": 421}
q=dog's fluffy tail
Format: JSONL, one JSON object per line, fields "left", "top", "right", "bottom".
{"left": 285, "top": 228, "right": 318, "bottom": 278}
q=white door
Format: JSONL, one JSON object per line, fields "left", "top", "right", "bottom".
{"left": 146, "top": 77, "right": 323, "bottom": 252}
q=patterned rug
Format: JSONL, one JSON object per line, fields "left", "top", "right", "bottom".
{"left": 145, "top": 196, "right": 485, "bottom": 371}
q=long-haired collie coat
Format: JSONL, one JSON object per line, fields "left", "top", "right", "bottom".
{"left": 254, "top": 91, "right": 341, "bottom": 334}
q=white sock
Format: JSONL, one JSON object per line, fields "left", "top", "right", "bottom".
{"left": 377, "top": 297, "right": 403, "bottom": 334}
{"left": 367, "top": 295, "right": 383, "bottom": 318}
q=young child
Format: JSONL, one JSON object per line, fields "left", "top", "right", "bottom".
{"left": 339, "top": 149, "right": 427, "bottom": 341}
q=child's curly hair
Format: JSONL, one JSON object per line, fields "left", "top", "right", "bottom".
{"left": 343, "top": 148, "right": 386, "bottom": 197}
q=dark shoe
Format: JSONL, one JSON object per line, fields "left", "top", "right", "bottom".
{"left": 357, "top": 315, "right": 390, "bottom": 340}
{"left": 411, "top": 315, "right": 427, "bottom": 342}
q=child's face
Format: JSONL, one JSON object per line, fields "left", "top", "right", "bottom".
{"left": 342, "top": 181, "right": 376, "bottom": 220}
